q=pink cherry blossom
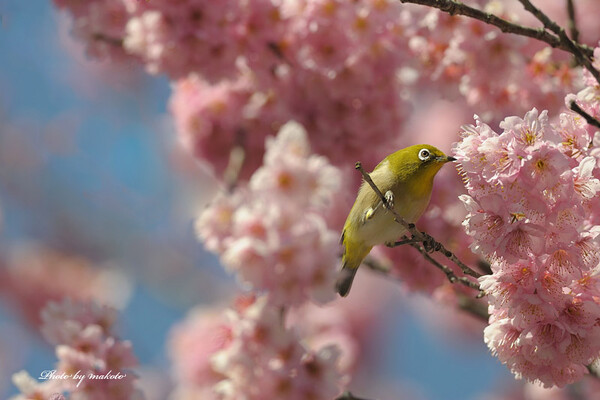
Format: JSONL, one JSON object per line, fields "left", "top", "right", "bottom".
{"left": 168, "top": 306, "right": 231, "bottom": 387}
{"left": 11, "top": 298, "right": 143, "bottom": 400}
{"left": 454, "top": 71, "right": 600, "bottom": 386}
{"left": 53, "top": 0, "right": 131, "bottom": 60}
{"left": 196, "top": 121, "right": 341, "bottom": 305}
{"left": 167, "top": 295, "right": 347, "bottom": 399}
{"left": 287, "top": 272, "right": 393, "bottom": 374}
{"left": 0, "top": 243, "right": 130, "bottom": 328}
{"left": 405, "top": 1, "right": 581, "bottom": 123}
{"left": 9, "top": 370, "right": 63, "bottom": 400}
{"left": 54, "top": 0, "right": 586, "bottom": 180}
{"left": 123, "top": 0, "right": 242, "bottom": 81}
{"left": 48, "top": 0, "right": 600, "bottom": 393}
{"left": 170, "top": 74, "right": 279, "bottom": 180}
{"left": 211, "top": 295, "right": 346, "bottom": 400}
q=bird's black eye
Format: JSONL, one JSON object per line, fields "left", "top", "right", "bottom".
{"left": 418, "top": 148, "right": 431, "bottom": 161}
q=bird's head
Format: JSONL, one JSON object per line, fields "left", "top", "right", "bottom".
{"left": 386, "top": 144, "right": 456, "bottom": 182}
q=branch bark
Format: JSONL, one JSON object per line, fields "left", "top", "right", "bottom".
{"left": 397, "top": 0, "right": 593, "bottom": 57}
{"left": 363, "top": 256, "right": 488, "bottom": 321}
{"left": 566, "top": 0, "right": 580, "bottom": 44}
{"left": 398, "top": 0, "right": 600, "bottom": 130}
{"left": 92, "top": 33, "right": 123, "bottom": 47}
{"left": 336, "top": 391, "right": 374, "bottom": 400}
{"left": 569, "top": 101, "right": 600, "bottom": 129}
{"left": 517, "top": 0, "right": 600, "bottom": 85}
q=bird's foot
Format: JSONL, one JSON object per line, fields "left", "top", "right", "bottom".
{"left": 422, "top": 233, "right": 441, "bottom": 253}
{"left": 384, "top": 190, "right": 394, "bottom": 209}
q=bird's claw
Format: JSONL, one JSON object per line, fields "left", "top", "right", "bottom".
{"left": 422, "top": 233, "right": 440, "bottom": 253}
{"left": 384, "top": 190, "right": 394, "bottom": 209}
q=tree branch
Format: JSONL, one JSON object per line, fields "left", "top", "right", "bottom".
{"left": 477, "top": 259, "right": 493, "bottom": 275}
{"left": 517, "top": 0, "right": 600, "bottom": 85}
{"left": 456, "top": 293, "right": 489, "bottom": 321}
{"left": 362, "top": 256, "right": 391, "bottom": 275}
{"left": 92, "top": 33, "right": 123, "bottom": 48}
{"left": 397, "top": 0, "right": 593, "bottom": 58}
{"left": 566, "top": 0, "right": 580, "bottom": 44}
{"left": 569, "top": 101, "right": 600, "bottom": 129}
{"left": 336, "top": 392, "right": 373, "bottom": 400}
{"left": 408, "top": 243, "right": 483, "bottom": 295}
{"left": 354, "top": 161, "right": 483, "bottom": 285}
{"left": 363, "top": 256, "right": 488, "bottom": 321}
{"left": 397, "top": 0, "right": 599, "bottom": 85}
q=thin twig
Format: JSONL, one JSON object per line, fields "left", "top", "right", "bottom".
{"left": 362, "top": 256, "right": 391, "bottom": 275}
{"left": 363, "top": 256, "right": 488, "bottom": 321}
{"left": 517, "top": 0, "right": 600, "bottom": 85}
{"left": 456, "top": 293, "right": 490, "bottom": 322}
{"left": 388, "top": 236, "right": 422, "bottom": 247}
{"left": 566, "top": 0, "right": 580, "bottom": 44}
{"left": 355, "top": 162, "right": 482, "bottom": 281}
{"left": 91, "top": 33, "right": 123, "bottom": 47}
{"left": 336, "top": 392, "right": 374, "bottom": 400}
{"left": 569, "top": 101, "right": 600, "bottom": 129}
{"left": 478, "top": 259, "right": 493, "bottom": 275}
{"left": 397, "top": 0, "right": 594, "bottom": 58}
{"left": 409, "top": 243, "right": 483, "bottom": 295}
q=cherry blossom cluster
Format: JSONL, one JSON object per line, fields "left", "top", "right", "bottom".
{"left": 168, "top": 295, "right": 346, "bottom": 400}
{"left": 0, "top": 243, "right": 131, "bottom": 328}
{"left": 53, "top": 0, "right": 591, "bottom": 179}
{"left": 50, "top": 0, "right": 600, "bottom": 391}
{"left": 168, "top": 275, "right": 392, "bottom": 399}
{"left": 168, "top": 305, "right": 231, "bottom": 399}
{"left": 11, "top": 298, "right": 142, "bottom": 400}
{"left": 162, "top": 0, "right": 412, "bottom": 177}
{"left": 195, "top": 121, "right": 341, "bottom": 305}
{"left": 54, "top": 0, "right": 413, "bottom": 176}
{"left": 406, "top": 1, "right": 581, "bottom": 123}
{"left": 570, "top": 45, "right": 600, "bottom": 122}
{"left": 490, "top": 376, "right": 600, "bottom": 400}
{"left": 169, "top": 74, "right": 286, "bottom": 179}
{"left": 454, "top": 62, "right": 600, "bottom": 386}
{"left": 52, "top": 0, "right": 131, "bottom": 60}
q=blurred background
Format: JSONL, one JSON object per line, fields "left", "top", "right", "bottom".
{"left": 0, "top": 2, "right": 524, "bottom": 399}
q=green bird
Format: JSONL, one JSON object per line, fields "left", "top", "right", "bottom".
{"left": 336, "top": 144, "right": 456, "bottom": 297}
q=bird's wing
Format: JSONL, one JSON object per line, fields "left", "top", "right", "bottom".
{"left": 344, "top": 160, "right": 396, "bottom": 230}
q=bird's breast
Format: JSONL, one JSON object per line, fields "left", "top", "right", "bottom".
{"left": 357, "top": 185, "right": 432, "bottom": 247}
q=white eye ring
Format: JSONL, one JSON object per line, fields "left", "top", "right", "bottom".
{"left": 418, "top": 148, "right": 431, "bottom": 161}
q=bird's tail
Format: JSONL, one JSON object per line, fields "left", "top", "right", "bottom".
{"left": 335, "top": 243, "right": 372, "bottom": 297}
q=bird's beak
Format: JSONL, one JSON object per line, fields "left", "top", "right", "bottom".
{"left": 437, "top": 156, "right": 456, "bottom": 163}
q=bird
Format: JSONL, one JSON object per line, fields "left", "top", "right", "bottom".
{"left": 336, "top": 144, "right": 456, "bottom": 297}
